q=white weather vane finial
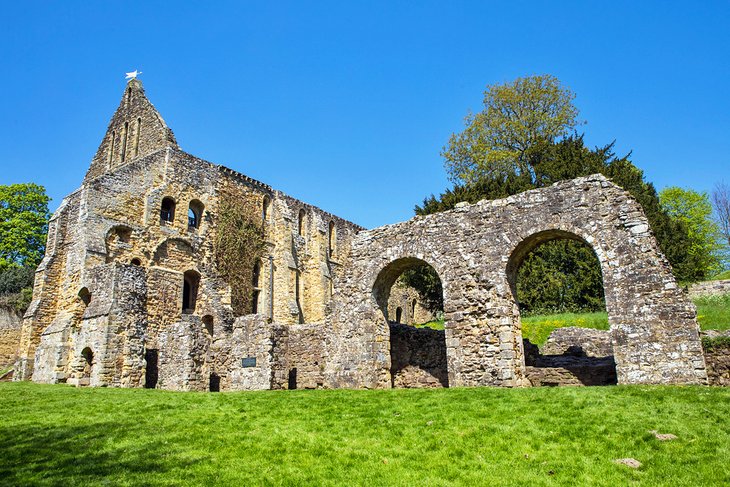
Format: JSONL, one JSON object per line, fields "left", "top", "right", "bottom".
{"left": 125, "top": 69, "right": 142, "bottom": 80}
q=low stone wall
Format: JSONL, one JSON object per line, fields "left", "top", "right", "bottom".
{"left": 0, "top": 307, "right": 22, "bottom": 368}
{"left": 389, "top": 323, "right": 448, "bottom": 388}
{"left": 701, "top": 330, "right": 730, "bottom": 386}
{"left": 541, "top": 327, "right": 613, "bottom": 358}
{"left": 523, "top": 331, "right": 617, "bottom": 387}
{"left": 689, "top": 280, "right": 730, "bottom": 298}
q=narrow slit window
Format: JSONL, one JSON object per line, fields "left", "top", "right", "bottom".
{"left": 121, "top": 122, "right": 129, "bottom": 162}
{"left": 134, "top": 118, "right": 141, "bottom": 157}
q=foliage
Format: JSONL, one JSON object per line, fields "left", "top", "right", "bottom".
{"left": 702, "top": 335, "right": 730, "bottom": 351}
{"left": 214, "top": 195, "right": 266, "bottom": 316}
{"left": 660, "top": 187, "right": 723, "bottom": 279}
{"left": 516, "top": 239, "right": 605, "bottom": 314}
{"left": 0, "top": 264, "right": 34, "bottom": 295}
{"left": 442, "top": 74, "right": 582, "bottom": 185}
{"left": 713, "top": 182, "right": 730, "bottom": 246}
{"left": 399, "top": 265, "right": 444, "bottom": 312}
{"left": 712, "top": 182, "right": 730, "bottom": 269}
{"left": 0, "top": 183, "right": 50, "bottom": 269}
{"left": 1, "top": 383, "right": 729, "bottom": 486}
{"left": 417, "top": 134, "right": 698, "bottom": 307}
{"left": 0, "top": 288, "right": 33, "bottom": 314}
{"left": 712, "top": 270, "right": 730, "bottom": 280}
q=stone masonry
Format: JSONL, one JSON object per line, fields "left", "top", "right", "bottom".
{"left": 14, "top": 79, "right": 708, "bottom": 391}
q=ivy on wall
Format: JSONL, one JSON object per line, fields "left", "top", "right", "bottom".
{"left": 214, "top": 194, "right": 266, "bottom": 316}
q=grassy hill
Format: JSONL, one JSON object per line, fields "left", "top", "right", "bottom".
{"left": 1, "top": 383, "right": 728, "bottom": 486}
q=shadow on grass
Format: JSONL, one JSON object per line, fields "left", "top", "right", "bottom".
{"left": 0, "top": 422, "right": 197, "bottom": 485}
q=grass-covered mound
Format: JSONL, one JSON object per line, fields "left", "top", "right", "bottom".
{"left": 1, "top": 383, "right": 728, "bottom": 486}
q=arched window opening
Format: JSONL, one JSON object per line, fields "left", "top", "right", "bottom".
{"left": 328, "top": 221, "right": 336, "bottom": 257}
{"left": 78, "top": 287, "right": 91, "bottom": 306}
{"left": 373, "top": 257, "right": 447, "bottom": 388}
{"left": 297, "top": 209, "right": 306, "bottom": 236}
{"left": 262, "top": 196, "right": 271, "bottom": 224}
{"left": 182, "top": 270, "right": 200, "bottom": 314}
{"left": 506, "top": 230, "right": 614, "bottom": 387}
{"left": 188, "top": 200, "right": 204, "bottom": 229}
{"left": 130, "top": 258, "right": 142, "bottom": 266}
{"left": 202, "top": 315, "right": 214, "bottom": 337}
{"left": 160, "top": 197, "right": 176, "bottom": 224}
{"left": 411, "top": 299, "right": 417, "bottom": 324}
{"left": 121, "top": 121, "right": 129, "bottom": 162}
{"left": 252, "top": 262, "right": 261, "bottom": 314}
{"left": 134, "top": 117, "right": 141, "bottom": 157}
{"left": 81, "top": 347, "right": 93, "bottom": 381}
{"left": 127, "top": 87, "right": 132, "bottom": 103}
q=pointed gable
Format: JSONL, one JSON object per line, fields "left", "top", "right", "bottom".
{"left": 85, "top": 78, "right": 178, "bottom": 181}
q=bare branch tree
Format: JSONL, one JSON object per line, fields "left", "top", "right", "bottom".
{"left": 712, "top": 182, "right": 730, "bottom": 246}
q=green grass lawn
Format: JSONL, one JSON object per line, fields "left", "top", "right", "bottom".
{"left": 710, "top": 270, "right": 730, "bottom": 280}
{"left": 521, "top": 293, "right": 730, "bottom": 346}
{"left": 0, "top": 383, "right": 728, "bottom": 486}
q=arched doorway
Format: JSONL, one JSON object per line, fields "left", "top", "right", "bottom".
{"left": 372, "top": 257, "right": 448, "bottom": 388}
{"left": 506, "top": 230, "right": 617, "bottom": 386}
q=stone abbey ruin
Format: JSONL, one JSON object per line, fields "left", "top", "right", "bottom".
{"left": 12, "top": 79, "right": 709, "bottom": 391}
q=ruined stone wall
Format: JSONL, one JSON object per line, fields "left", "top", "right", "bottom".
{"left": 0, "top": 307, "right": 22, "bottom": 368}
{"left": 386, "top": 280, "right": 436, "bottom": 325}
{"left": 326, "top": 175, "right": 707, "bottom": 389}
{"left": 689, "top": 280, "right": 730, "bottom": 298}
{"left": 389, "top": 323, "right": 448, "bottom": 388}
{"left": 284, "top": 323, "right": 327, "bottom": 389}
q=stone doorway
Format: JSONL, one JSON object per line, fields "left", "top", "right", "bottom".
{"left": 373, "top": 257, "right": 448, "bottom": 388}
{"left": 506, "top": 230, "right": 617, "bottom": 386}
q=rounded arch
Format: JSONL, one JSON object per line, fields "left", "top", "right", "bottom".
{"left": 160, "top": 196, "right": 176, "bottom": 224}
{"left": 505, "top": 228, "right": 610, "bottom": 309}
{"left": 371, "top": 256, "right": 446, "bottom": 314}
{"left": 151, "top": 237, "right": 196, "bottom": 269}
{"left": 188, "top": 199, "right": 204, "bottom": 229}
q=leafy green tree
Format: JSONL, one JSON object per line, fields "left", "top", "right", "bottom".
{"left": 660, "top": 187, "right": 723, "bottom": 279}
{"left": 0, "top": 183, "right": 50, "bottom": 270}
{"left": 442, "top": 75, "right": 582, "bottom": 184}
{"left": 413, "top": 135, "right": 697, "bottom": 310}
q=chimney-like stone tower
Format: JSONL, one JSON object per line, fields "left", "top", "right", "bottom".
{"left": 85, "top": 78, "right": 178, "bottom": 181}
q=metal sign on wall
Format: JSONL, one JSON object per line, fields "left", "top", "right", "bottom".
{"left": 241, "top": 357, "right": 257, "bottom": 368}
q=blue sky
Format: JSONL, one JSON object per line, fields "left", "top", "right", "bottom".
{"left": 1, "top": 2, "right": 728, "bottom": 228}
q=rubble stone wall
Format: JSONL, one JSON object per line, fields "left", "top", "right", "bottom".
{"left": 0, "top": 307, "right": 22, "bottom": 368}
{"left": 689, "top": 280, "right": 730, "bottom": 298}
{"left": 389, "top": 323, "right": 448, "bottom": 388}
{"left": 327, "top": 175, "right": 707, "bottom": 389}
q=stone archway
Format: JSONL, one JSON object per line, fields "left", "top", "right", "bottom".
{"left": 326, "top": 175, "right": 707, "bottom": 388}
{"left": 506, "top": 229, "right": 616, "bottom": 386}
{"left": 371, "top": 257, "right": 449, "bottom": 388}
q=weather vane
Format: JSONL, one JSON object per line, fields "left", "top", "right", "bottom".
{"left": 125, "top": 69, "right": 142, "bottom": 80}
